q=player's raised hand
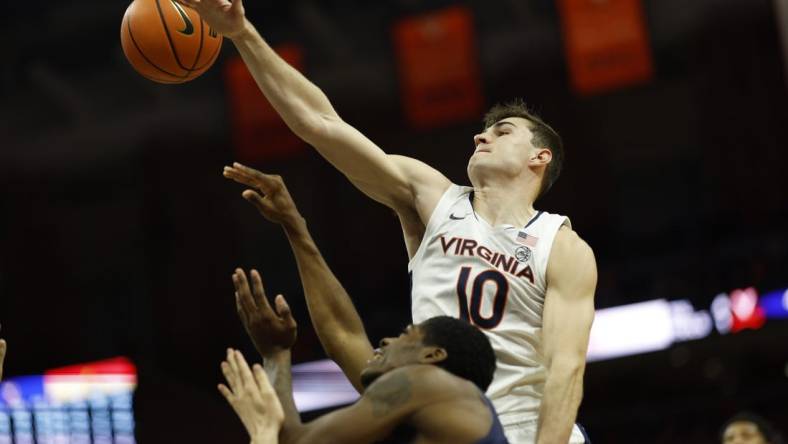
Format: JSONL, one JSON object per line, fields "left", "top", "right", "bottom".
{"left": 0, "top": 338, "right": 6, "bottom": 381}
{"left": 218, "top": 348, "right": 284, "bottom": 443}
{"left": 176, "top": 0, "right": 247, "bottom": 39}
{"left": 232, "top": 268, "right": 297, "bottom": 357}
{"left": 223, "top": 163, "right": 304, "bottom": 228}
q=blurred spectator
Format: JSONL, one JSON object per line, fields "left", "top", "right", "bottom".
{"left": 0, "top": 337, "right": 5, "bottom": 381}
{"left": 720, "top": 412, "right": 785, "bottom": 444}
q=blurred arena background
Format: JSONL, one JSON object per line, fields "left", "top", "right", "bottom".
{"left": 1, "top": 0, "right": 787, "bottom": 442}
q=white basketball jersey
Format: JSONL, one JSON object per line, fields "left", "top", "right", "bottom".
{"left": 409, "top": 184, "right": 570, "bottom": 425}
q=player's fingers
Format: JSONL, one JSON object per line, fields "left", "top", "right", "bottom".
{"left": 217, "top": 383, "right": 234, "bottom": 401}
{"left": 234, "top": 350, "right": 256, "bottom": 390}
{"left": 234, "top": 291, "right": 252, "bottom": 327}
{"left": 231, "top": 270, "right": 242, "bottom": 294}
{"left": 250, "top": 269, "right": 274, "bottom": 314}
{"left": 234, "top": 269, "right": 260, "bottom": 314}
{"left": 221, "top": 359, "right": 240, "bottom": 393}
{"left": 275, "top": 294, "right": 297, "bottom": 328}
{"left": 226, "top": 348, "right": 242, "bottom": 388}
{"left": 232, "top": 163, "right": 279, "bottom": 193}
{"left": 223, "top": 167, "right": 258, "bottom": 188}
{"left": 241, "top": 190, "right": 276, "bottom": 215}
{"left": 234, "top": 270, "right": 259, "bottom": 317}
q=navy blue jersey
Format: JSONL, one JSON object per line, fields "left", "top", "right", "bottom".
{"left": 476, "top": 396, "right": 509, "bottom": 444}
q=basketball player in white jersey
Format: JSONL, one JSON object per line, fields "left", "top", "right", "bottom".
{"left": 192, "top": 0, "right": 597, "bottom": 442}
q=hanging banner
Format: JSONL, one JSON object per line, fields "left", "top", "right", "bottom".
{"left": 558, "top": 0, "right": 654, "bottom": 95}
{"left": 393, "top": 6, "right": 484, "bottom": 128}
{"left": 225, "top": 44, "right": 305, "bottom": 162}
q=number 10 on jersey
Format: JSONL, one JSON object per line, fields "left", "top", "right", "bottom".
{"left": 456, "top": 266, "right": 509, "bottom": 329}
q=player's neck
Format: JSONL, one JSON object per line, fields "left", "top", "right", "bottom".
{"left": 471, "top": 184, "right": 538, "bottom": 227}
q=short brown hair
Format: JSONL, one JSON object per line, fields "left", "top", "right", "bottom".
{"left": 482, "top": 99, "right": 563, "bottom": 198}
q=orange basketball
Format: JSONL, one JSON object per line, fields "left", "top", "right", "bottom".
{"left": 120, "top": 0, "right": 223, "bottom": 84}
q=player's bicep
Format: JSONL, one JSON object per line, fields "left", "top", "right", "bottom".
{"left": 310, "top": 118, "right": 450, "bottom": 213}
{"left": 543, "top": 230, "right": 597, "bottom": 368}
{"left": 305, "top": 117, "right": 414, "bottom": 208}
{"left": 388, "top": 155, "right": 451, "bottom": 220}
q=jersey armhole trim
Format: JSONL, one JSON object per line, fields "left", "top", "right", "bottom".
{"left": 407, "top": 183, "right": 461, "bottom": 270}
{"left": 538, "top": 215, "right": 572, "bottom": 286}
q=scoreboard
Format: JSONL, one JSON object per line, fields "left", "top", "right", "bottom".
{"left": 0, "top": 357, "right": 136, "bottom": 444}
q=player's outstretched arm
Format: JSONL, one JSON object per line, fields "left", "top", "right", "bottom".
{"left": 536, "top": 228, "right": 597, "bottom": 444}
{"left": 224, "top": 349, "right": 441, "bottom": 444}
{"left": 187, "top": 0, "right": 449, "bottom": 215}
{"left": 231, "top": 271, "right": 303, "bottom": 440}
{"left": 225, "top": 165, "right": 375, "bottom": 392}
{"left": 282, "top": 365, "right": 455, "bottom": 444}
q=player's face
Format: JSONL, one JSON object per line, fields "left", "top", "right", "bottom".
{"left": 359, "top": 324, "right": 428, "bottom": 388}
{"left": 722, "top": 422, "right": 769, "bottom": 444}
{"left": 467, "top": 117, "right": 539, "bottom": 183}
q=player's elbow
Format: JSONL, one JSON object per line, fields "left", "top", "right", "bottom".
{"left": 288, "top": 112, "right": 337, "bottom": 143}
{"left": 287, "top": 113, "right": 324, "bottom": 139}
{"left": 545, "top": 353, "right": 586, "bottom": 380}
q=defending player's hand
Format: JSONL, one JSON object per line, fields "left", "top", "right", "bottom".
{"left": 232, "top": 268, "right": 297, "bottom": 357}
{"left": 223, "top": 163, "right": 304, "bottom": 228}
{"left": 176, "top": 0, "right": 247, "bottom": 39}
{"left": 218, "top": 348, "right": 284, "bottom": 443}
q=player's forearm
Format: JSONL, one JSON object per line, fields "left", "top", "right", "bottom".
{"left": 250, "top": 430, "right": 279, "bottom": 444}
{"left": 263, "top": 350, "right": 305, "bottom": 443}
{"left": 232, "top": 21, "right": 414, "bottom": 206}
{"left": 231, "top": 20, "right": 338, "bottom": 136}
{"left": 535, "top": 360, "right": 585, "bottom": 444}
{"left": 283, "top": 220, "right": 368, "bottom": 343}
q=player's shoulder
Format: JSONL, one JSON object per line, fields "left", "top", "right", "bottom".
{"left": 553, "top": 225, "right": 593, "bottom": 259}
{"left": 547, "top": 226, "right": 596, "bottom": 284}
{"left": 368, "top": 365, "right": 475, "bottom": 403}
{"left": 388, "top": 155, "right": 451, "bottom": 187}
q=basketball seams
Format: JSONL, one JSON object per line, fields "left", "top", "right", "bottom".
{"left": 187, "top": 14, "right": 205, "bottom": 71}
{"left": 192, "top": 30, "right": 221, "bottom": 71}
{"left": 155, "top": 0, "right": 192, "bottom": 72}
{"left": 146, "top": 77, "right": 183, "bottom": 84}
{"left": 188, "top": 46, "right": 221, "bottom": 78}
{"left": 193, "top": 40, "right": 221, "bottom": 71}
{"left": 126, "top": 15, "right": 186, "bottom": 80}
{"left": 140, "top": 72, "right": 185, "bottom": 84}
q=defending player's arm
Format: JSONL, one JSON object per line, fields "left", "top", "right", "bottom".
{"left": 230, "top": 269, "right": 304, "bottom": 441}
{"left": 182, "top": 0, "right": 449, "bottom": 216}
{"left": 536, "top": 228, "right": 596, "bottom": 444}
{"left": 281, "top": 220, "right": 374, "bottom": 392}
{"left": 225, "top": 165, "right": 374, "bottom": 391}
{"left": 0, "top": 337, "right": 6, "bottom": 381}
{"left": 222, "top": 348, "right": 454, "bottom": 444}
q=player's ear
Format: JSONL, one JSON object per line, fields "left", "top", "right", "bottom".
{"left": 529, "top": 147, "right": 552, "bottom": 166}
{"left": 418, "top": 346, "right": 447, "bottom": 364}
